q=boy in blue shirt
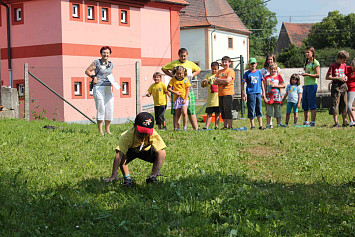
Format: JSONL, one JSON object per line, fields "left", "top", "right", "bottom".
{"left": 242, "top": 58, "right": 267, "bottom": 129}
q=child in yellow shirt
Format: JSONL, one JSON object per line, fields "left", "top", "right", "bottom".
{"left": 146, "top": 72, "right": 170, "bottom": 130}
{"left": 167, "top": 66, "right": 191, "bottom": 131}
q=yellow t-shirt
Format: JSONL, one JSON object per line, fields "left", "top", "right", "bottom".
{"left": 168, "top": 77, "right": 191, "bottom": 102}
{"left": 115, "top": 127, "right": 166, "bottom": 155}
{"left": 148, "top": 82, "right": 168, "bottom": 106}
{"left": 216, "top": 68, "right": 235, "bottom": 96}
{"left": 162, "top": 60, "right": 201, "bottom": 80}
{"left": 203, "top": 73, "right": 219, "bottom": 107}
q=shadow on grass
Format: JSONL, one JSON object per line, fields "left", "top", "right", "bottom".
{"left": 0, "top": 172, "right": 353, "bottom": 236}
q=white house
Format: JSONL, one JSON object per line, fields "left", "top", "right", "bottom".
{"left": 180, "top": 0, "right": 251, "bottom": 69}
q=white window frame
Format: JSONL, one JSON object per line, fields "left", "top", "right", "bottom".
{"left": 18, "top": 84, "right": 24, "bottom": 97}
{"left": 121, "top": 10, "right": 127, "bottom": 23}
{"left": 228, "top": 37, "right": 233, "bottom": 49}
{"left": 72, "top": 4, "right": 79, "bottom": 18}
{"left": 74, "top": 82, "right": 82, "bottom": 96}
{"left": 87, "top": 6, "right": 94, "bottom": 20}
{"left": 15, "top": 8, "right": 22, "bottom": 21}
{"left": 101, "top": 8, "right": 108, "bottom": 21}
{"left": 89, "top": 86, "right": 93, "bottom": 96}
{"left": 122, "top": 82, "right": 128, "bottom": 95}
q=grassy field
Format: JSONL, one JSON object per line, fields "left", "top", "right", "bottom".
{"left": 0, "top": 108, "right": 354, "bottom": 236}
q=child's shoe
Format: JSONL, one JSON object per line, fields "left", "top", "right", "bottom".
{"left": 293, "top": 123, "right": 297, "bottom": 126}
{"left": 146, "top": 176, "right": 157, "bottom": 184}
{"left": 310, "top": 121, "right": 315, "bottom": 127}
{"left": 342, "top": 123, "right": 348, "bottom": 127}
{"left": 303, "top": 121, "right": 310, "bottom": 125}
{"left": 215, "top": 126, "right": 219, "bottom": 130}
{"left": 332, "top": 123, "right": 340, "bottom": 128}
{"left": 202, "top": 127, "right": 208, "bottom": 130}
{"left": 162, "top": 126, "right": 167, "bottom": 130}
{"left": 175, "top": 128, "right": 181, "bottom": 131}
{"left": 250, "top": 126, "right": 255, "bottom": 130}
{"left": 123, "top": 178, "right": 133, "bottom": 187}
{"left": 259, "top": 126, "right": 265, "bottom": 130}
{"left": 183, "top": 126, "right": 187, "bottom": 131}
{"left": 266, "top": 124, "right": 272, "bottom": 129}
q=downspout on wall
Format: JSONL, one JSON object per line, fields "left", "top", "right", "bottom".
{"left": 0, "top": 0, "right": 12, "bottom": 88}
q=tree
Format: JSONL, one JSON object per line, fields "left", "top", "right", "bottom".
{"left": 228, "top": 0, "right": 277, "bottom": 56}
{"left": 304, "top": 11, "right": 355, "bottom": 49}
{"left": 277, "top": 44, "right": 305, "bottom": 68}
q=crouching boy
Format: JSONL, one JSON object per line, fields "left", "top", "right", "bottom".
{"left": 104, "top": 112, "right": 166, "bottom": 186}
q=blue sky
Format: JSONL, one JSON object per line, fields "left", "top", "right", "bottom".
{"left": 265, "top": 0, "right": 355, "bottom": 36}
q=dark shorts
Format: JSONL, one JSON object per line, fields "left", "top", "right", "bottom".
{"left": 125, "top": 146, "right": 157, "bottom": 164}
{"left": 329, "top": 83, "right": 348, "bottom": 115}
{"left": 219, "top": 95, "right": 233, "bottom": 119}
{"left": 205, "top": 106, "right": 220, "bottom": 114}
{"left": 154, "top": 105, "right": 166, "bottom": 125}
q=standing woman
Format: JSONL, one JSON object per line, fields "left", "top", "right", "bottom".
{"left": 85, "top": 46, "right": 114, "bottom": 134}
{"left": 300, "top": 46, "right": 320, "bottom": 126}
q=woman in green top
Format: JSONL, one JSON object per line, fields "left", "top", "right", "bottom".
{"left": 300, "top": 46, "right": 320, "bottom": 126}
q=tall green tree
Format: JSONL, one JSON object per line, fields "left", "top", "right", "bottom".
{"left": 228, "top": 0, "right": 277, "bottom": 56}
{"left": 304, "top": 11, "right": 355, "bottom": 49}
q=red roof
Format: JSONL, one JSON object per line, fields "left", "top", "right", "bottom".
{"left": 283, "top": 22, "right": 314, "bottom": 47}
{"left": 180, "top": 0, "right": 251, "bottom": 34}
{"left": 152, "top": 0, "right": 189, "bottom": 5}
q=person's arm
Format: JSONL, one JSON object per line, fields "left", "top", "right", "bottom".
{"left": 261, "top": 80, "right": 267, "bottom": 102}
{"left": 241, "top": 81, "right": 246, "bottom": 101}
{"left": 85, "top": 62, "right": 97, "bottom": 84}
{"left": 263, "top": 80, "right": 268, "bottom": 103}
{"left": 162, "top": 68, "right": 174, "bottom": 77}
{"left": 302, "top": 66, "right": 320, "bottom": 78}
{"left": 326, "top": 72, "right": 347, "bottom": 82}
{"left": 167, "top": 85, "right": 180, "bottom": 96}
{"left": 192, "top": 70, "right": 201, "bottom": 77}
{"left": 297, "top": 93, "right": 302, "bottom": 108}
{"left": 215, "top": 76, "right": 232, "bottom": 85}
{"left": 282, "top": 90, "right": 288, "bottom": 103}
{"left": 104, "top": 150, "right": 126, "bottom": 182}
{"left": 183, "top": 87, "right": 190, "bottom": 104}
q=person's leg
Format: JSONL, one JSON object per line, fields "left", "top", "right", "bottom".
{"left": 224, "top": 95, "right": 233, "bottom": 128}
{"left": 340, "top": 91, "right": 348, "bottom": 125}
{"left": 154, "top": 106, "right": 161, "bottom": 129}
{"left": 205, "top": 113, "right": 213, "bottom": 129}
{"left": 275, "top": 104, "right": 282, "bottom": 126}
{"left": 219, "top": 96, "right": 227, "bottom": 128}
{"left": 302, "top": 86, "right": 309, "bottom": 124}
{"left": 182, "top": 106, "right": 188, "bottom": 130}
{"left": 215, "top": 112, "right": 220, "bottom": 129}
{"left": 247, "top": 94, "right": 256, "bottom": 128}
{"left": 285, "top": 102, "right": 292, "bottom": 125}
{"left": 97, "top": 120, "right": 104, "bottom": 134}
{"left": 149, "top": 149, "right": 166, "bottom": 178}
{"left": 104, "top": 120, "right": 111, "bottom": 134}
{"left": 255, "top": 93, "right": 263, "bottom": 128}
{"left": 347, "top": 92, "right": 355, "bottom": 124}
{"left": 175, "top": 109, "right": 181, "bottom": 130}
{"left": 187, "top": 90, "right": 199, "bottom": 130}
{"left": 309, "top": 85, "right": 318, "bottom": 126}
{"left": 266, "top": 104, "right": 273, "bottom": 127}
{"left": 285, "top": 113, "right": 290, "bottom": 125}
{"left": 330, "top": 87, "right": 340, "bottom": 125}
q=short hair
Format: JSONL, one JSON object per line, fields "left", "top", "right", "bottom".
{"left": 337, "top": 50, "right": 349, "bottom": 60}
{"left": 178, "top": 48, "right": 188, "bottom": 55}
{"left": 100, "top": 46, "right": 112, "bottom": 54}
{"left": 351, "top": 59, "right": 355, "bottom": 67}
{"left": 264, "top": 54, "right": 276, "bottom": 68}
{"left": 221, "top": 56, "right": 231, "bottom": 62}
{"left": 269, "top": 63, "right": 278, "bottom": 70}
{"left": 290, "top": 73, "right": 300, "bottom": 86}
{"left": 172, "top": 66, "right": 187, "bottom": 77}
{"left": 211, "top": 61, "right": 219, "bottom": 68}
{"left": 153, "top": 72, "right": 162, "bottom": 78}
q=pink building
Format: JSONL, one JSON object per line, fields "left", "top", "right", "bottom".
{"left": 0, "top": 0, "right": 187, "bottom": 123}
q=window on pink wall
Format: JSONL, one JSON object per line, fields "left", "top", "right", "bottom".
{"left": 70, "top": 0, "right": 83, "bottom": 22}
{"left": 71, "top": 77, "right": 85, "bottom": 99}
{"left": 119, "top": 7, "right": 130, "bottom": 27}
{"left": 85, "top": 1, "right": 97, "bottom": 23}
{"left": 99, "top": 3, "right": 111, "bottom": 24}
{"left": 14, "top": 80, "right": 25, "bottom": 100}
{"left": 11, "top": 3, "right": 24, "bottom": 25}
{"left": 120, "top": 77, "right": 131, "bottom": 98}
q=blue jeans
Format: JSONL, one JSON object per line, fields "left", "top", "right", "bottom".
{"left": 247, "top": 93, "right": 263, "bottom": 119}
{"left": 302, "top": 84, "right": 318, "bottom": 111}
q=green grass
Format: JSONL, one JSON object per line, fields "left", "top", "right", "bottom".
{"left": 0, "top": 108, "right": 354, "bottom": 236}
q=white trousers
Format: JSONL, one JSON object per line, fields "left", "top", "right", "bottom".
{"left": 93, "top": 86, "right": 114, "bottom": 121}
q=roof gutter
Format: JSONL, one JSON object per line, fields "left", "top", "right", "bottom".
{"left": 0, "top": 0, "right": 12, "bottom": 88}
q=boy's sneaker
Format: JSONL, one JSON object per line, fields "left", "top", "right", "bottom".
{"left": 123, "top": 178, "right": 133, "bottom": 187}
{"left": 214, "top": 126, "right": 219, "bottom": 130}
{"left": 250, "top": 126, "right": 255, "bottom": 130}
{"left": 175, "top": 128, "right": 181, "bottom": 131}
{"left": 202, "top": 127, "right": 208, "bottom": 130}
{"left": 293, "top": 123, "right": 297, "bottom": 126}
{"left": 266, "top": 125, "right": 272, "bottom": 129}
{"left": 332, "top": 123, "right": 340, "bottom": 128}
{"left": 303, "top": 121, "right": 310, "bottom": 126}
{"left": 342, "top": 123, "right": 348, "bottom": 127}
{"left": 310, "top": 122, "right": 315, "bottom": 127}
{"left": 259, "top": 126, "right": 265, "bottom": 130}
{"left": 146, "top": 176, "right": 157, "bottom": 184}
{"left": 162, "top": 126, "right": 167, "bottom": 130}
